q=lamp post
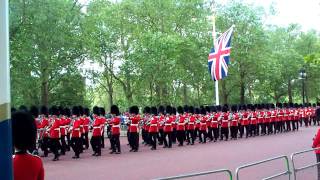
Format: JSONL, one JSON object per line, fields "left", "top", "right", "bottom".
{"left": 299, "top": 68, "right": 307, "bottom": 104}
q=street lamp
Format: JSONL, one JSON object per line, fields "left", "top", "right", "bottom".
{"left": 299, "top": 68, "right": 307, "bottom": 104}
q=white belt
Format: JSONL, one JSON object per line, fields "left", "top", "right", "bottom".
{"left": 74, "top": 128, "right": 80, "bottom": 130}
{"left": 131, "top": 124, "right": 139, "bottom": 126}
{"left": 150, "top": 124, "right": 157, "bottom": 126}
{"left": 84, "top": 125, "right": 89, "bottom": 127}
{"left": 251, "top": 118, "right": 256, "bottom": 120}
{"left": 200, "top": 123, "right": 206, "bottom": 125}
{"left": 178, "top": 123, "right": 185, "bottom": 125}
{"left": 54, "top": 128, "right": 60, "bottom": 131}
{"left": 113, "top": 125, "right": 120, "bottom": 128}
{"left": 60, "top": 126, "right": 65, "bottom": 128}
{"left": 188, "top": 123, "right": 194, "bottom": 125}
{"left": 165, "top": 124, "right": 172, "bottom": 126}
{"left": 93, "top": 127, "right": 100, "bottom": 129}
{"left": 80, "top": 125, "right": 84, "bottom": 127}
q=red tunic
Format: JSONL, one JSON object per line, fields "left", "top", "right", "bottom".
{"left": 177, "top": 115, "right": 186, "bottom": 131}
{"left": 164, "top": 116, "right": 173, "bottom": 133}
{"left": 49, "top": 117, "right": 61, "bottom": 139}
{"left": 83, "top": 117, "right": 90, "bottom": 133}
{"left": 92, "top": 117, "right": 102, "bottom": 137}
{"left": 200, "top": 116, "right": 207, "bottom": 131}
{"left": 129, "top": 115, "right": 140, "bottom": 133}
{"left": 149, "top": 116, "right": 159, "bottom": 133}
{"left": 221, "top": 113, "right": 229, "bottom": 128}
{"left": 251, "top": 112, "right": 257, "bottom": 125}
{"left": 312, "top": 128, "right": 320, "bottom": 154}
{"left": 211, "top": 113, "right": 220, "bottom": 128}
{"left": 111, "top": 116, "right": 121, "bottom": 135}
{"left": 71, "top": 118, "right": 81, "bottom": 138}
{"left": 258, "top": 111, "right": 264, "bottom": 124}
{"left": 187, "top": 115, "right": 196, "bottom": 130}
{"left": 231, "top": 113, "right": 239, "bottom": 127}
{"left": 242, "top": 112, "right": 249, "bottom": 126}
{"left": 13, "top": 153, "right": 44, "bottom": 180}
{"left": 37, "top": 118, "right": 49, "bottom": 138}
{"left": 59, "top": 117, "right": 66, "bottom": 136}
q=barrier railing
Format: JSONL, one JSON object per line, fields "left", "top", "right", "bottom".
{"left": 154, "top": 169, "right": 233, "bottom": 180}
{"left": 291, "top": 147, "right": 320, "bottom": 180}
{"left": 235, "top": 155, "right": 291, "bottom": 180}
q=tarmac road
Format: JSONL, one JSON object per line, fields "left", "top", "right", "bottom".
{"left": 43, "top": 126, "right": 319, "bottom": 180}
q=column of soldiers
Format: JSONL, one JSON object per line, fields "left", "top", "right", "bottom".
{"left": 12, "top": 102, "right": 320, "bottom": 161}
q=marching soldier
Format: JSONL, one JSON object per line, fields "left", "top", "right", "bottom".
{"left": 199, "top": 107, "right": 207, "bottom": 143}
{"left": 171, "top": 107, "right": 178, "bottom": 144}
{"left": 149, "top": 107, "right": 159, "bottom": 150}
{"left": 163, "top": 106, "right": 173, "bottom": 148}
{"left": 30, "top": 106, "right": 39, "bottom": 154}
{"left": 220, "top": 105, "right": 229, "bottom": 141}
{"left": 176, "top": 106, "right": 186, "bottom": 146}
{"left": 70, "top": 106, "right": 82, "bottom": 159}
{"left": 90, "top": 106, "right": 102, "bottom": 156}
{"left": 129, "top": 106, "right": 140, "bottom": 152}
{"left": 158, "top": 106, "right": 165, "bottom": 145}
{"left": 64, "top": 108, "right": 72, "bottom": 151}
{"left": 230, "top": 105, "right": 239, "bottom": 139}
{"left": 38, "top": 106, "right": 50, "bottom": 157}
{"left": 99, "top": 107, "right": 107, "bottom": 148}
{"left": 49, "top": 106, "right": 61, "bottom": 161}
{"left": 186, "top": 106, "right": 196, "bottom": 145}
{"left": 58, "top": 107, "right": 67, "bottom": 155}
{"left": 110, "top": 105, "right": 121, "bottom": 154}
{"left": 83, "top": 108, "right": 90, "bottom": 149}
{"left": 142, "top": 106, "right": 151, "bottom": 145}
{"left": 211, "top": 106, "right": 220, "bottom": 141}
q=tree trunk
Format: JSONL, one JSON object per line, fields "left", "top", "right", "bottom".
{"left": 149, "top": 81, "right": 153, "bottom": 105}
{"left": 288, "top": 79, "right": 293, "bottom": 103}
{"left": 183, "top": 83, "right": 188, "bottom": 105}
{"left": 240, "top": 79, "right": 245, "bottom": 105}
{"left": 41, "top": 79, "right": 49, "bottom": 107}
{"left": 196, "top": 84, "right": 200, "bottom": 106}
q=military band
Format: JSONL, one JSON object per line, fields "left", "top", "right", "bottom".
{"left": 15, "top": 102, "right": 319, "bottom": 161}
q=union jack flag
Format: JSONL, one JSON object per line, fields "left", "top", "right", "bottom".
{"left": 208, "top": 26, "right": 234, "bottom": 81}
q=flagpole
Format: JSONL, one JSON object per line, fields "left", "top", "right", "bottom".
{"left": 0, "top": 0, "right": 13, "bottom": 179}
{"left": 211, "top": 0, "right": 219, "bottom": 105}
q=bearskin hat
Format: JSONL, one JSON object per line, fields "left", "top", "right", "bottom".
{"left": 18, "top": 105, "right": 28, "bottom": 112}
{"left": 84, "top": 107, "right": 90, "bottom": 116}
{"left": 205, "top": 106, "right": 211, "bottom": 113}
{"left": 200, "top": 107, "right": 206, "bottom": 115}
{"left": 129, "top": 106, "right": 139, "bottom": 115}
{"left": 165, "top": 105, "right": 172, "bottom": 115}
{"left": 158, "top": 105, "right": 165, "bottom": 114}
{"left": 195, "top": 107, "right": 200, "bottom": 114}
{"left": 143, "top": 106, "right": 151, "bottom": 114}
{"left": 183, "top": 105, "right": 189, "bottom": 113}
{"left": 50, "top": 106, "right": 59, "bottom": 116}
{"left": 177, "top": 106, "right": 183, "bottom": 114}
{"left": 222, "top": 105, "right": 228, "bottom": 113}
{"left": 189, "top": 106, "right": 195, "bottom": 114}
{"left": 72, "top": 106, "right": 79, "bottom": 116}
{"left": 231, "top": 105, "right": 237, "bottom": 112}
{"left": 12, "top": 111, "right": 37, "bottom": 151}
{"left": 78, "top": 106, "right": 84, "bottom": 116}
{"left": 211, "top": 106, "right": 217, "bottom": 112}
{"left": 64, "top": 108, "right": 71, "bottom": 117}
{"left": 216, "top": 105, "right": 222, "bottom": 112}
{"left": 93, "top": 106, "right": 100, "bottom": 115}
{"left": 172, "top": 107, "right": 177, "bottom": 115}
{"left": 58, "top": 106, "right": 65, "bottom": 116}
{"left": 151, "top": 106, "right": 158, "bottom": 115}
{"left": 29, "top": 106, "right": 39, "bottom": 118}
{"left": 99, "top": 107, "right": 106, "bottom": 116}
{"left": 11, "top": 107, "right": 17, "bottom": 113}
{"left": 110, "top": 105, "right": 120, "bottom": 116}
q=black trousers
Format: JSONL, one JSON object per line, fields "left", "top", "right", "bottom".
{"left": 286, "top": 121, "right": 291, "bottom": 131}
{"left": 101, "top": 131, "right": 105, "bottom": 148}
{"left": 130, "top": 132, "right": 139, "bottom": 151}
{"left": 212, "top": 128, "right": 219, "bottom": 140}
{"left": 110, "top": 134, "right": 121, "bottom": 152}
{"left": 149, "top": 132, "right": 157, "bottom": 149}
{"left": 172, "top": 129, "right": 177, "bottom": 143}
{"left": 90, "top": 136, "right": 101, "bottom": 155}
{"left": 239, "top": 125, "right": 244, "bottom": 138}
{"left": 317, "top": 153, "right": 320, "bottom": 180}
{"left": 40, "top": 137, "right": 49, "bottom": 156}
{"left": 163, "top": 132, "right": 172, "bottom": 147}
{"left": 84, "top": 132, "right": 89, "bottom": 149}
{"left": 230, "top": 126, "right": 238, "bottom": 139}
{"left": 199, "top": 130, "right": 207, "bottom": 143}
{"left": 66, "top": 133, "right": 71, "bottom": 151}
{"left": 71, "top": 137, "right": 82, "bottom": 157}
{"left": 187, "top": 130, "right": 195, "bottom": 144}
{"left": 142, "top": 129, "right": 147, "bottom": 143}
{"left": 50, "top": 138, "right": 61, "bottom": 159}
{"left": 244, "top": 125, "right": 249, "bottom": 137}
{"left": 60, "top": 135, "right": 67, "bottom": 155}
{"left": 207, "top": 127, "right": 213, "bottom": 141}
{"left": 158, "top": 129, "right": 164, "bottom": 145}
{"left": 176, "top": 130, "right": 185, "bottom": 146}
{"left": 220, "top": 127, "right": 229, "bottom": 140}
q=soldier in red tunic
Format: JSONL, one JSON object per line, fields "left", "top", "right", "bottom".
{"left": 64, "top": 108, "right": 72, "bottom": 151}
{"left": 186, "top": 106, "right": 196, "bottom": 145}
{"left": 99, "top": 107, "right": 107, "bottom": 148}
{"left": 176, "top": 106, "right": 186, "bottom": 146}
{"left": 90, "top": 106, "right": 102, "bottom": 156}
{"left": 70, "top": 106, "right": 82, "bottom": 159}
{"left": 163, "top": 106, "right": 173, "bottom": 148}
{"left": 38, "top": 106, "right": 50, "bottom": 157}
{"left": 58, "top": 106, "right": 67, "bottom": 155}
{"left": 220, "top": 105, "right": 229, "bottom": 141}
{"left": 142, "top": 106, "right": 151, "bottom": 145}
{"left": 149, "top": 107, "right": 159, "bottom": 150}
{"left": 49, "top": 106, "right": 61, "bottom": 161}
{"left": 230, "top": 105, "right": 239, "bottom": 140}
{"left": 12, "top": 111, "right": 44, "bottom": 180}
{"left": 110, "top": 105, "right": 121, "bottom": 154}
{"left": 171, "top": 107, "right": 178, "bottom": 144}
{"left": 211, "top": 106, "right": 220, "bottom": 141}
{"left": 129, "top": 106, "right": 140, "bottom": 152}
{"left": 199, "top": 107, "right": 207, "bottom": 143}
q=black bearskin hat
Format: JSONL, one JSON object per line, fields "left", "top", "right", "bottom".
{"left": 11, "top": 107, "right": 17, "bottom": 113}
{"left": 111, "top": 105, "right": 120, "bottom": 116}
{"left": 177, "top": 106, "right": 183, "bottom": 114}
{"left": 158, "top": 106, "right": 165, "bottom": 114}
{"left": 29, "top": 106, "right": 39, "bottom": 118}
{"left": 172, "top": 107, "right": 177, "bottom": 115}
{"left": 93, "top": 106, "right": 100, "bottom": 115}
{"left": 40, "top": 106, "right": 48, "bottom": 116}
{"left": 200, "top": 107, "right": 206, "bottom": 115}
{"left": 72, "top": 106, "right": 80, "bottom": 116}
{"left": 189, "top": 106, "right": 195, "bottom": 114}
{"left": 78, "top": 106, "right": 84, "bottom": 116}
{"left": 18, "top": 105, "right": 28, "bottom": 112}
{"left": 143, "top": 106, "right": 151, "bottom": 114}
{"left": 84, "top": 107, "right": 90, "bottom": 116}
{"left": 195, "top": 107, "right": 200, "bottom": 114}
{"left": 12, "top": 111, "right": 37, "bottom": 151}
{"left": 165, "top": 105, "right": 172, "bottom": 114}
{"left": 51, "top": 106, "right": 59, "bottom": 116}
{"left": 129, "top": 106, "right": 139, "bottom": 115}
{"left": 151, "top": 106, "right": 158, "bottom": 115}
{"left": 231, "top": 105, "right": 237, "bottom": 112}
{"left": 99, "top": 107, "right": 106, "bottom": 116}
{"left": 183, "top": 105, "right": 189, "bottom": 113}
{"left": 64, "top": 108, "right": 71, "bottom": 117}
{"left": 222, "top": 105, "right": 228, "bottom": 113}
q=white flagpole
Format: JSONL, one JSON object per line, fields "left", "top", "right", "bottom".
{"left": 0, "top": 0, "right": 13, "bottom": 179}
{"left": 211, "top": 1, "right": 219, "bottom": 105}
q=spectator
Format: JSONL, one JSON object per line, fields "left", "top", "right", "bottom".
{"left": 12, "top": 111, "right": 44, "bottom": 180}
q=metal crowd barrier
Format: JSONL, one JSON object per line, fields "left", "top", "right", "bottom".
{"left": 235, "top": 155, "right": 291, "bottom": 180}
{"left": 154, "top": 169, "right": 233, "bottom": 180}
{"left": 291, "top": 147, "right": 320, "bottom": 180}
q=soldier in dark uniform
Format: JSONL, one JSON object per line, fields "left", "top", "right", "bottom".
{"left": 29, "top": 106, "right": 39, "bottom": 155}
